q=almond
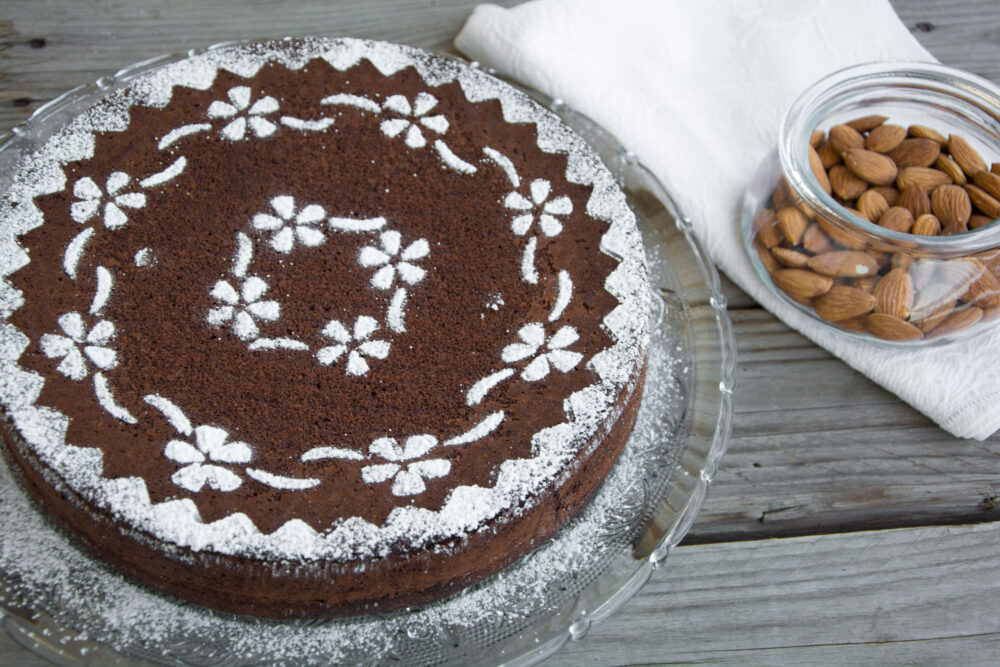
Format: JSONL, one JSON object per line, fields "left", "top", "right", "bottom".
{"left": 896, "top": 186, "right": 930, "bottom": 218}
{"left": 856, "top": 189, "right": 889, "bottom": 222}
{"left": 772, "top": 268, "right": 834, "bottom": 300}
{"left": 808, "top": 250, "right": 880, "bottom": 278}
{"left": 813, "top": 285, "right": 877, "bottom": 322}
{"left": 836, "top": 316, "right": 869, "bottom": 333}
{"left": 965, "top": 184, "right": 1000, "bottom": 219}
{"left": 897, "top": 166, "right": 952, "bottom": 192}
{"left": 808, "top": 144, "right": 832, "bottom": 195}
{"left": 871, "top": 186, "right": 900, "bottom": 206}
{"left": 866, "top": 124, "right": 906, "bottom": 153}
{"left": 934, "top": 154, "right": 966, "bottom": 184}
{"left": 829, "top": 124, "right": 865, "bottom": 155}
{"left": 817, "top": 139, "right": 842, "bottom": 169}
{"left": 864, "top": 312, "right": 923, "bottom": 341}
{"left": 771, "top": 246, "right": 811, "bottom": 268}
{"left": 772, "top": 176, "right": 797, "bottom": 209}
{"left": 927, "top": 306, "right": 983, "bottom": 339}
{"left": 912, "top": 300, "right": 955, "bottom": 332}
{"left": 962, "top": 263, "right": 1000, "bottom": 309}
{"left": 802, "top": 224, "right": 834, "bottom": 255}
{"left": 844, "top": 148, "right": 898, "bottom": 185}
{"left": 846, "top": 114, "right": 888, "bottom": 133}
{"left": 993, "top": 162, "right": 1000, "bottom": 176}
{"left": 756, "top": 240, "right": 782, "bottom": 274}
{"left": 972, "top": 170, "right": 1000, "bottom": 200}
{"left": 911, "top": 213, "right": 942, "bottom": 236}
{"left": 872, "top": 267, "right": 914, "bottom": 319}
{"left": 879, "top": 206, "right": 914, "bottom": 233}
{"left": 753, "top": 208, "right": 782, "bottom": 248}
{"left": 815, "top": 216, "right": 868, "bottom": 250}
{"left": 887, "top": 138, "right": 940, "bottom": 169}
{"left": 829, "top": 164, "right": 868, "bottom": 200}
{"left": 810, "top": 130, "right": 824, "bottom": 148}
{"left": 908, "top": 124, "right": 947, "bottom": 145}
{"left": 891, "top": 253, "right": 914, "bottom": 272}
{"left": 970, "top": 213, "right": 996, "bottom": 230}
{"left": 854, "top": 276, "right": 879, "bottom": 292}
{"left": 948, "top": 134, "right": 987, "bottom": 177}
{"left": 931, "top": 184, "right": 972, "bottom": 229}
{"left": 776, "top": 206, "right": 808, "bottom": 246}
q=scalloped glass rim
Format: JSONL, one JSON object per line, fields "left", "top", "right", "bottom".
{"left": 0, "top": 40, "right": 734, "bottom": 666}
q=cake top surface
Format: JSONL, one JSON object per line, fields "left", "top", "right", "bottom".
{"left": 0, "top": 38, "right": 649, "bottom": 561}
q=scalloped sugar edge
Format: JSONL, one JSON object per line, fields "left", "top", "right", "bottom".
{"left": 0, "top": 38, "right": 650, "bottom": 562}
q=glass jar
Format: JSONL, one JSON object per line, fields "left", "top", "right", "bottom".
{"left": 742, "top": 62, "right": 1000, "bottom": 346}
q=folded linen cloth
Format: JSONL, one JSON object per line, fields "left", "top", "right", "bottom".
{"left": 456, "top": 0, "right": 1000, "bottom": 440}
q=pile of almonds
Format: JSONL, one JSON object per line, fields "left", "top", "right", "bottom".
{"left": 754, "top": 114, "right": 1000, "bottom": 342}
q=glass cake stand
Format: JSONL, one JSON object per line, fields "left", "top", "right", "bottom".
{"left": 0, "top": 44, "right": 736, "bottom": 666}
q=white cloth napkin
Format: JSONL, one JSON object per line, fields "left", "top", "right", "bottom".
{"left": 455, "top": 0, "right": 1000, "bottom": 440}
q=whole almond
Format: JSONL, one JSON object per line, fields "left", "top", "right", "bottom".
{"left": 817, "top": 139, "right": 842, "bottom": 169}
{"left": 911, "top": 213, "right": 942, "bottom": 236}
{"left": 844, "top": 148, "right": 898, "bottom": 185}
{"left": 897, "top": 166, "right": 952, "bottom": 192}
{"left": 866, "top": 124, "right": 906, "bottom": 153}
{"left": 772, "top": 246, "right": 811, "bottom": 268}
{"left": 836, "top": 316, "right": 869, "bottom": 333}
{"left": 912, "top": 300, "right": 955, "bottom": 332}
{"left": 756, "top": 240, "right": 782, "bottom": 274}
{"left": 887, "top": 138, "right": 940, "bottom": 168}
{"left": 813, "top": 285, "right": 877, "bottom": 322}
{"left": 776, "top": 206, "right": 809, "bottom": 246}
{"left": 970, "top": 213, "right": 996, "bottom": 230}
{"left": 808, "top": 250, "right": 880, "bottom": 278}
{"left": 872, "top": 267, "right": 914, "bottom": 319}
{"left": 931, "top": 184, "right": 972, "bottom": 229}
{"left": 965, "top": 184, "right": 1000, "bottom": 219}
{"left": 891, "top": 253, "right": 914, "bottom": 271}
{"left": 993, "top": 162, "right": 1000, "bottom": 176}
{"left": 829, "top": 164, "right": 868, "bottom": 200}
{"left": 934, "top": 154, "right": 966, "bottom": 184}
{"left": 972, "top": 170, "right": 1000, "bottom": 200}
{"left": 879, "top": 206, "right": 914, "bottom": 233}
{"left": 829, "top": 124, "right": 865, "bottom": 155}
{"left": 810, "top": 130, "right": 824, "bottom": 148}
{"left": 864, "top": 312, "right": 923, "bottom": 341}
{"left": 772, "top": 177, "right": 797, "bottom": 209}
{"left": 908, "top": 124, "right": 947, "bottom": 145}
{"left": 948, "top": 134, "right": 987, "bottom": 177}
{"left": 871, "top": 186, "right": 900, "bottom": 206}
{"left": 927, "top": 306, "right": 983, "bottom": 339}
{"left": 816, "top": 217, "right": 868, "bottom": 250}
{"left": 897, "top": 186, "right": 930, "bottom": 218}
{"left": 808, "top": 144, "right": 832, "bottom": 195}
{"left": 772, "top": 269, "right": 834, "bottom": 300}
{"left": 802, "top": 224, "right": 834, "bottom": 255}
{"left": 846, "top": 114, "right": 888, "bottom": 132}
{"left": 856, "top": 188, "right": 889, "bottom": 222}
{"left": 753, "top": 208, "right": 782, "bottom": 248}
{"left": 962, "top": 264, "right": 1000, "bottom": 309}
{"left": 855, "top": 276, "right": 879, "bottom": 292}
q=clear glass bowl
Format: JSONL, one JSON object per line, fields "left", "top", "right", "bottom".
{"left": 742, "top": 62, "right": 1000, "bottom": 346}
{"left": 0, "top": 44, "right": 735, "bottom": 666}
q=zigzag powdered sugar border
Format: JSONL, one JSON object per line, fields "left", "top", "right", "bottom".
{"left": 0, "top": 38, "right": 649, "bottom": 561}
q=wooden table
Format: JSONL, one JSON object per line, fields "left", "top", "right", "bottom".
{"left": 2, "top": 1, "right": 998, "bottom": 664}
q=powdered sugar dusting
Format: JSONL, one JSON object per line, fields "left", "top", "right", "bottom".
{"left": 0, "top": 38, "right": 648, "bottom": 563}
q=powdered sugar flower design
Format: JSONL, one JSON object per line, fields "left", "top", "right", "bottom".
{"left": 358, "top": 230, "right": 429, "bottom": 290}
{"left": 380, "top": 92, "right": 449, "bottom": 149}
{"left": 164, "top": 425, "right": 252, "bottom": 493}
{"left": 505, "top": 179, "right": 573, "bottom": 237}
{"left": 39, "top": 312, "right": 117, "bottom": 381}
{"left": 316, "top": 315, "right": 390, "bottom": 376}
{"left": 70, "top": 172, "right": 147, "bottom": 229}
{"left": 208, "top": 86, "right": 280, "bottom": 141}
{"left": 207, "top": 274, "right": 280, "bottom": 341}
{"left": 501, "top": 322, "right": 583, "bottom": 382}
{"left": 252, "top": 195, "right": 327, "bottom": 253}
{"left": 360, "top": 435, "right": 450, "bottom": 496}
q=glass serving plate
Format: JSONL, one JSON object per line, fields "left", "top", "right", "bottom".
{"left": 0, "top": 44, "right": 735, "bottom": 666}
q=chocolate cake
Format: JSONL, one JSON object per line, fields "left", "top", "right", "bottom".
{"left": 0, "top": 38, "right": 650, "bottom": 618}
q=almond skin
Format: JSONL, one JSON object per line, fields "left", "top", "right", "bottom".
{"left": 776, "top": 206, "right": 808, "bottom": 246}
{"left": 871, "top": 186, "right": 901, "bottom": 206}
{"left": 771, "top": 246, "right": 811, "bottom": 268}
{"left": 948, "top": 134, "right": 987, "bottom": 177}
{"left": 829, "top": 124, "right": 865, "bottom": 155}
{"left": 887, "top": 138, "right": 940, "bottom": 168}
{"left": 817, "top": 139, "right": 842, "bottom": 169}
{"left": 829, "top": 164, "right": 868, "bottom": 200}
{"left": 970, "top": 214, "right": 996, "bottom": 230}
{"left": 844, "top": 148, "right": 898, "bottom": 186}
{"left": 856, "top": 189, "right": 889, "bottom": 222}
{"left": 756, "top": 240, "right": 782, "bottom": 274}
{"left": 815, "top": 217, "right": 868, "bottom": 250}
{"left": 802, "top": 224, "right": 834, "bottom": 255}
{"left": 934, "top": 154, "right": 966, "bottom": 184}
{"left": 864, "top": 312, "right": 923, "bottom": 342}
{"left": 807, "top": 250, "right": 880, "bottom": 278}
{"left": 911, "top": 213, "right": 942, "bottom": 236}
{"left": 972, "top": 170, "right": 1000, "bottom": 200}
{"left": 808, "top": 144, "right": 832, "bottom": 195}
{"left": 897, "top": 186, "right": 931, "bottom": 218}
{"left": 897, "top": 167, "right": 952, "bottom": 192}
{"left": 879, "top": 206, "right": 914, "bottom": 233}
{"left": 931, "top": 184, "right": 972, "bottom": 230}
{"left": 813, "top": 285, "right": 877, "bottom": 322}
{"left": 962, "top": 264, "right": 1000, "bottom": 309}
{"left": 845, "top": 114, "right": 888, "bottom": 133}
{"left": 912, "top": 300, "right": 955, "bottom": 332}
{"left": 908, "top": 124, "right": 947, "bottom": 145}
{"left": 872, "top": 267, "right": 915, "bottom": 320}
{"left": 965, "top": 184, "right": 1000, "bottom": 219}
{"left": 866, "top": 124, "right": 906, "bottom": 153}
{"left": 772, "top": 269, "right": 834, "bottom": 301}
{"left": 927, "top": 306, "right": 983, "bottom": 339}
{"left": 753, "top": 208, "right": 782, "bottom": 248}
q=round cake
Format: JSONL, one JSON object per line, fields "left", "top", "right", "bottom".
{"left": 0, "top": 38, "right": 650, "bottom": 618}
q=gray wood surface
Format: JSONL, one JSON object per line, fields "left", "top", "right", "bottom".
{"left": 1, "top": 0, "right": 999, "bottom": 665}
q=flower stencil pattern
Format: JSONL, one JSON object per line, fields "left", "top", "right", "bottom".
{"left": 164, "top": 425, "right": 252, "bottom": 492}
{"left": 501, "top": 322, "right": 583, "bottom": 382}
{"left": 505, "top": 179, "right": 573, "bottom": 237}
{"left": 316, "top": 315, "right": 391, "bottom": 376}
{"left": 379, "top": 92, "right": 449, "bottom": 149}
{"left": 207, "top": 274, "right": 280, "bottom": 341}
{"left": 358, "top": 230, "right": 429, "bottom": 290}
{"left": 252, "top": 195, "right": 327, "bottom": 253}
{"left": 70, "top": 172, "right": 147, "bottom": 229}
{"left": 360, "top": 435, "right": 451, "bottom": 496}
{"left": 207, "top": 86, "right": 280, "bottom": 141}
{"left": 39, "top": 312, "right": 118, "bottom": 381}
